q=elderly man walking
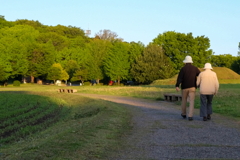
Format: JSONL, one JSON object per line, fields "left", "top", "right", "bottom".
{"left": 176, "top": 56, "right": 200, "bottom": 121}
{"left": 197, "top": 63, "right": 219, "bottom": 121}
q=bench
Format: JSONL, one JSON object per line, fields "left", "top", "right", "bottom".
{"left": 58, "top": 89, "right": 77, "bottom": 93}
{"left": 164, "top": 93, "right": 182, "bottom": 101}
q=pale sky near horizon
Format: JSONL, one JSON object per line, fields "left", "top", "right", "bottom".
{"left": 1, "top": 0, "right": 240, "bottom": 56}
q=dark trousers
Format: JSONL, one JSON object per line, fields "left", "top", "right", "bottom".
{"left": 200, "top": 94, "right": 214, "bottom": 117}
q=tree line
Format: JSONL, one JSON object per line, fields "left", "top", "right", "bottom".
{"left": 0, "top": 15, "right": 239, "bottom": 85}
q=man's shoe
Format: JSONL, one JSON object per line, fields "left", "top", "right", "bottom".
{"left": 207, "top": 114, "right": 211, "bottom": 120}
{"left": 188, "top": 117, "right": 193, "bottom": 121}
{"left": 203, "top": 117, "right": 207, "bottom": 121}
{"left": 181, "top": 114, "right": 186, "bottom": 119}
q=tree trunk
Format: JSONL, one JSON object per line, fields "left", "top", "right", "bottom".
{"left": 31, "top": 75, "right": 34, "bottom": 83}
{"left": 118, "top": 77, "right": 120, "bottom": 85}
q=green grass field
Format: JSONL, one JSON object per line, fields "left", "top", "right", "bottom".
{"left": 0, "top": 82, "right": 239, "bottom": 159}
{"left": 0, "top": 85, "right": 132, "bottom": 159}
{"left": 199, "top": 84, "right": 240, "bottom": 118}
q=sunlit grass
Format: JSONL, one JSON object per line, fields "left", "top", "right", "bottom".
{"left": 76, "top": 85, "right": 175, "bottom": 100}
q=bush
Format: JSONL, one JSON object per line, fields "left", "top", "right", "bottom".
{"left": 13, "top": 80, "right": 21, "bottom": 86}
{"left": 84, "top": 81, "right": 91, "bottom": 86}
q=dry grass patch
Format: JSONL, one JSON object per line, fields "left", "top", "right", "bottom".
{"left": 77, "top": 85, "right": 175, "bottom": 100}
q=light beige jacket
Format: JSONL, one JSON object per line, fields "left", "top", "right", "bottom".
{"left": 197, "top": 69, "right": 219, "bottom": 95}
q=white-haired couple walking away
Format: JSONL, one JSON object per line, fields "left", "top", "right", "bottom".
{"left": 175, "top": 56, "right": 219, "bottom": 121}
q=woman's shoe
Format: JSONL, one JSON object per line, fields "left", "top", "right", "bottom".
{"left": 181, "top": 114, "right": 186, "bottom": 119}
{"left": 203, "top": 117, "right": 207, "bottom": 121}
{"left": 188, "top": 117, "right": 193, "bottom": 121}
{"left": 207, "top": 114, "right": 211, "bottom": 120}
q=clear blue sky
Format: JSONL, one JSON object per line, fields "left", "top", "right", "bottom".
{"left": 1, "top": 0, "right": 240, "bottom": 56}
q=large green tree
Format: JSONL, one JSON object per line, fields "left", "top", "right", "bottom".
{"left": 233, "top": 43, "right": 240, "bottom": 74}
{"left": 55, "top": 36, "right": 89, "bottom": 76}
{"left": 210, "top": 54, "right": 237, "bottom": 68}
{"left": 131, "top": 44, "right": 175, "bottom": 84}
{"left": 26, "top": 42, "right": 55, "bottom": 82}
{"left": 64, "top": 60, "right": 80, "bottom": 80}
{"left": 0, "top": 65, "right": 7, "bottom": 82}
{"left": 47, "top": 63, "right": 69, "bottom": 83}
{"left": 231, "top": 57, "right": 240, "bottom": 74}
{"left": 86, "top": 39, "right": 112, "bottom": 83}
{"left": 128, "top": 41, "right": 145, "bottom": 80}
{"left": 0, "top": 15, "right": 14, "bottom": 29}
{"left": 0, "top": 25, "right": 39, "bottom": 79}
{"left": 70, "top": 69, "right": 89, "bottom": 83}
{"left": 46, "top": 25, "right": 86, "bottom": 39}
{"left": 103, "top": 41, "right": 130, "bottom": 84}
{"left": 15, "top": 19, "right": 45, "bottom": 31}
{"left": 37, "top": 32, "right": 69, "bottom": 51}
{"left": 152, "top": 31, "right": 213, "bottom": 71}
{"left": 128, "top": 41, "right": 145, "bottom": 64}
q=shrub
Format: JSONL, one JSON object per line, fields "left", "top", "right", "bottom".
{"left": 113, "top": 82, "right": 118, "bottom": 86}
{"left": 84, "top": 81, "right": 91, "bottom": 86}
{"left": 13, "top": 80, "right": 21, "bottom": 86}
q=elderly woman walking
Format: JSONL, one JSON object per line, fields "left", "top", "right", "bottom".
{"left": 197, "top": 63, "right": 219, "bottom": 121}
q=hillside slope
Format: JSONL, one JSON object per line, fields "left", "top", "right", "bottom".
{"left": 201, "top": 67, "right": 240, "bottom": 79}
{"left": 151, "top": 67, "right": 240, "bottom": 85}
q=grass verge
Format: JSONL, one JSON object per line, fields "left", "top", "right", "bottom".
{"left": 194, "top": 84, "right": 240, "bottom": 119}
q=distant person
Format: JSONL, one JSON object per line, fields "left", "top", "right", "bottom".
{"left": 175, "top": 56, "right": 200, "bottom": 121}
{"left": 197, "top": 63, "right": 219, "bottom": 121}
{"left": 91, "top": 79, "right": 97, "bottom": 85}
{"left": 109, "top": 80, "right": 114, "bottom": 86}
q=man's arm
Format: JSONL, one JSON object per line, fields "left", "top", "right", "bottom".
{"left": 176, "top": 87, "right": 180, "bottom": 92}
{"left": 175, "top": 68, "right": 183, "bottom": 91}
{"left": 175, "top": 69, "right": 183, "bottom": 86}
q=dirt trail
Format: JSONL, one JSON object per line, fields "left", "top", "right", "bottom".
{"left": 77, "top": 93, "right": 240, "bottom": 160}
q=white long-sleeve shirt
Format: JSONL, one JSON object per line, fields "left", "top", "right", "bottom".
{"left": 197, "top": 69, "right": 219, "bottom": 95}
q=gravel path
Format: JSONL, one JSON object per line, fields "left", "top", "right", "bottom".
{"left": 78, "top": 93, "right": 240, "bottom": 160}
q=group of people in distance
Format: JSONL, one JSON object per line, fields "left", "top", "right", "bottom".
{"left": 175, "top": 55, "right": 219, "bottom": 121}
